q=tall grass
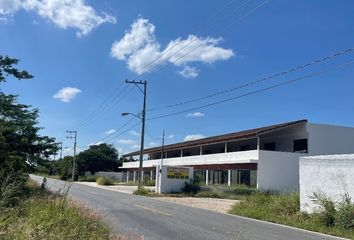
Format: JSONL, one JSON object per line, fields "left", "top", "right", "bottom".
{"left": 0, "top": 180, "right": 130, "bottom": 240}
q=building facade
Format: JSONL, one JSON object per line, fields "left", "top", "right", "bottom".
{"left": 121, "top": 120, "right": 354, "bottom": 192}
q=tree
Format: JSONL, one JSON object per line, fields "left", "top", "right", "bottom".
{"left": 77, "top": 143, "right": 121, "bottom": 175}
{"left": 0, "top": 56, "right": 58, "bottom": 207}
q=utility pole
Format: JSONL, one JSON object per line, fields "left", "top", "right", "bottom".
{"left": 66, "top": 130, "right": 77, "bottom": 181}
{"left": 125, "top": 79, "right": 147, "bottom": 189}
{"left": 158, "top": 130, "right": 165, "bottom": 194}
{"left": 58, "top": 142, "right": 63, "bottom": 160}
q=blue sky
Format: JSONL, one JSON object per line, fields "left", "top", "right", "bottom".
{"left": 1, "top": 0, "right": 354, "bottom": 157}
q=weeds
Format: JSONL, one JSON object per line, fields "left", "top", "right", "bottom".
{"left": 96, "top": 176, "right": 114, "bottom": 186}
{"left": 133, "top": 187, "right": 150, "bottom": 195}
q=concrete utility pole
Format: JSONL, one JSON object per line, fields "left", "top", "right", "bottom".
{"left": 58, "top": 142, "right": 63, "bottom": 160}
{"left": 66, "top": 130, "right": 77, "bottom": 181}
{"left": 125, "top": 80, "right": 147, "bottom": 189}
{"left": 157, "top": 130, "right": 165, "bottom": 194}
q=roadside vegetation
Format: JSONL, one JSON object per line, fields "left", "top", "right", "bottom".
{"left": 96, "top": 176, "right": 115, "bottom": 186}
{"left": 0, "top": 180, "right": 123, "bottom": 240}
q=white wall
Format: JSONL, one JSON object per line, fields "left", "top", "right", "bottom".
{"left": 307, "top": 123, "right": 354, "bottom": 155}
{"left": 121, "top": 150, "right": 259, "bottom": 169}
{"left": 257, "top": 150, "right": 303, "bottom": 193}
{"left": 155, "top": 166, "right": 194, "bottom": 193}
{"left": 299, "top": 154, "right": 354, "bottom": 213}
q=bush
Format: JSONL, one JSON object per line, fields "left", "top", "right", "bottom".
{"left": 79, "top": 175, "right": 97, "bottom": 182}
{"left": 96, "top": 177, "right": 114, "bottom": 186}
{"left": 312, "top": 192, "right": 336, "bottom": 227}
{"left": 0, "top": 169, "right": 28, "bottom": 208}
{"left": 134, "top": 187, "right": 149, "bottom": 195}
{"left": 182, "top": 180, "right": 200, "bottom": 194}
{"left": 335, "top": 193, "right": 354, "bottom": 229}
{"left": 143, "top": 178, "right": 155, "bottom": 186}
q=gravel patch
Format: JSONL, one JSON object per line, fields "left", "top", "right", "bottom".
{"left": 155, "top": 197, "right": 239, "bottom": 214}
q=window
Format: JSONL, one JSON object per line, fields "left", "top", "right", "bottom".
{"left": 293, "top": 139, "right": 308, "bottom": 153}
{"left": 203, "top": 149, "right": 212, "bottom": 155}
{"left": 264, "top": 142, "right": 276, "bottom": 151}
{"left": 240, "top": 145, "right": 250, "bottom": 151}
{"left": 183, "top": 152, "right": 191, "bottom": 156}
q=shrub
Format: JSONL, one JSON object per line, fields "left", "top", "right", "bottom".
{"left": 96, "top": 177, "right": 114, "bottom": 186}
{"left": 182, "top": 180, "right": 200, "bottom": 194}
{"left": 79, "top": 175, "right": 97, "bottom": 182}
{"left": 134, "top": 187, "right": 149, "bottom": 195}
{"left": 335, "top": 193, "right": 354, "bottom": 229}
{"left": 223, "top": 185, "right": 259, "bottom": 196}
{"left": 0, "top": 169, "right": 28, "bottom": 208}
{"left": 312, "top": 192, "right": 336, "bottom": 227}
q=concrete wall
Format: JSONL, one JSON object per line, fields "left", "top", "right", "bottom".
{"left": 299, "top": 154, "right": 354, "bottom": 213}
{"left": 156, "top": 166, "right": 194, "bottom": 193}
{"left": 257, "top": 150, "right": 303, "bottom": 193}
{"left": 307, "top": 123, "right": 354, "bottom": 155}
{"left": 121, "top": 150, "right": 259, "bottom": 169}
{"left": 95, "top": 171, "right": 123, "bottom": 180}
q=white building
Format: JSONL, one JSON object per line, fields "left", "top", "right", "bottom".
{"left": 121, "top": 120, "right": 354, "bottom": 192}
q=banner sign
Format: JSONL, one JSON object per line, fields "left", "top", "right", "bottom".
{"left": 167, "top": 167, "right": 189, "bottom": 179}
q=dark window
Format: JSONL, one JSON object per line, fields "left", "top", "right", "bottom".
{"left": 204, "top": 150, "right": 212, "bottom": 155}
{"left": 264, "top": 142, "right": 276, "bottom": 151}
{"left": 220, "top": 148, "right": 225, "bottom": 153}
{"left": 293, "top": 139, "right": 308, "bottom": 153}
{"left": 183, "top": 152, "right": 191, "bottom": 156}
{"left": 240, "top": 145, "right": 250, "bottom": 151}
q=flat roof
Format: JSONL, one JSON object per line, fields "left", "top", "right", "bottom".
{"left": 123, "top": 119, "right": 307, "bottom": 157}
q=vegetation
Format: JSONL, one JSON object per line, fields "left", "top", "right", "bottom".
{"left": 96, "top": 176, "right": 115, "bottom": 186}
{"left": 133, "top": 187, "right": 150, "bottom": 195}
{"left": 0, "top": 56, "right": 58, "bottom": 209}
{"left": 229, "top": 191, "right": 353, "bottom": 239}
{"left": 0, "top": 180, "right": 128, "bottom": 240}
{"left": 78, "top": 175, "right": 98, "bottom": 182}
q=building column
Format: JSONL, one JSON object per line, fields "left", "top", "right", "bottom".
{"left": 133, "top": 171, "right": 136, "bottom": 182}
{"left": 225, "top": 142, "right": 228, "bottom": 153}
{"left": 205, "top": 170, "right": 209, "bottom": 186}
{"left": 150, "top": 170, "right": 153, "bottom": 180}
{"left": 126, "top": 171, "right": 129, "bottom": 182}
{"left": 180, "top": 149, "right": 183, "bottom": 157}
{"left": 200, "top": 146, "right": 203, "bottom": 155}
{"left": 257, "top": 136, "right": 260, "bottom": 150}
{"left": 228, "top": 169, "right": 231, "bottom": 186}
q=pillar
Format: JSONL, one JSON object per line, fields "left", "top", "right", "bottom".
{"left": 228, "top": 169, "right": 231, "bottom": 186}
{"left": 225, "top": 142, "right": 228, "bottom": 153}
{"left": 133, "top": 171, "right": 136, "bottom": 182}
{"left": 257, "top": 136, "right": 260, "bottom": 150}
{"left": 126, "top": 171, "right": 129, "bottom": 182}
{"left": 180, "top": 149, "right": 183, "bottom": 157}
{"left": 205, "top": 169, "right": 209, "bottom": 186}
{"left": 200, "top": 146, "right": 203, "bottom": 155}
{"left": 150, "top": 170, "right": 153, "bottom": 180}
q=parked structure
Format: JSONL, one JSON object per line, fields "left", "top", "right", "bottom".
{"left": 299, "top": 154, "right": 354, "bottom": 213}
{"left": 121, "top": 120, "right": 354, "bottom": 192}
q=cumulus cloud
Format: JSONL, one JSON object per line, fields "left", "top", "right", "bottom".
{"left": 129, "top": 130, "right": 140, "bottom": 136}
{"left": 88, "top": 141, "right": 104, "bottom": 146}
{"left": 117, "top": 139, "right": 136, "bottom": 145}
{"left": 130, "top": 144, "right": 140, "bottom": 149}
{"left": 184, "top": 134, "right": 205, "bottom": 141}
{"left": 53, "top": 87, "right": 81, "bottom": 103}
{"left": 186, "top": 112, "right": 205, "bottom": 118}
{"left": 0, "top": 0, "right": 116, "bottom": 37}
{"left": 177, "top": 66, "right": 199, "bottom": 78}
{"left": 110, "top": 17, "right": 234, "bottom": 77}
{"left": 105, "top": 129, "right": 116, "bottom": 135}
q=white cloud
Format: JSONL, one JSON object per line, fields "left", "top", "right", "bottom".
{"left": 0, "top": 0, "right": 116, "bottom": 37}
{"left": 168, "top": 134, "right": 174, "bottom": 139}
{"left": 129, "top": 130, "right": 140, "bottom": 136}
{"left": 186, "top": 112, "right": 205, "bottom": 118}
{"left": 117, "top": 139, "right": 136, "bottom": 145}
{"left": 53, "top": 87, "right": 81, "bottom": 103}
{"left": 130, "top": 144, "right": 140, "bottom": 149}
{"left": 110, "top": 17, "right": 234, "bottom": 77}
{"left": 184, "top": 134, "right": 205, "bottom": 141}
{"left": 149, "top": 141, "right": 158, "bottom": 147}
{"left": 88, "top": 141, "right": 104, "bottom": 146}
{"left": 105, "top": 129, "right": 116, "bottom": 135}
{"left": 177, "top": 66, "right": 199, "bottom": 78}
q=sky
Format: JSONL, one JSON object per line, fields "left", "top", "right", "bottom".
{"left": 1, "top": 0, "right": 354, "bottom": 157}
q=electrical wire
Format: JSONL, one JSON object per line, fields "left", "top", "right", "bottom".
{"left": 148, "top": 47, "right": 354, "bottom": 111}
{"left": 148, "top": 60, "right": 354, "bottom": 120}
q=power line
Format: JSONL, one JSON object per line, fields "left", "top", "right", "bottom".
{"left": 148, "top": 60, "right": 354, "bottom": 120}
{"left": 103, "top": 121, "right": 141, "bottom": 144}
{"left": 148, "top": 47, "right": 354, "bottom": 111}
{"left": 95, "top": 117, "right": 136, "bottom": 143}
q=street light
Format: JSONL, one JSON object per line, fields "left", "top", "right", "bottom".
{"left": 121, "top": 110, "right": 146, "bottom": 190}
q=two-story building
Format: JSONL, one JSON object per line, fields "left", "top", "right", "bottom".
{"left": 121, "top": 120, "right": 354, "bottom": 192}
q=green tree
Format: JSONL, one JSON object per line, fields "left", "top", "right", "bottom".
{"left": 0, "top": 55, "right": 58, "bottom": 207}
{"left": 77, "top": 143, "right": 121, "bottom": 175}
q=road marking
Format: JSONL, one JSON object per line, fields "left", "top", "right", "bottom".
{"left": 134, "top": 204, "right": 172, "bottom": 216}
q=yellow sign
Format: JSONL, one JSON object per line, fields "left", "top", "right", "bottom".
{"left": 167, "top": 167, "right": 189, "bottom": 179}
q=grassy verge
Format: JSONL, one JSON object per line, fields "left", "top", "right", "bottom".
{"left": 0, "top": 180, "right": 129, "bottom": 240}
{"left": 229, "top": 191, "right": 353, "bottom": 239}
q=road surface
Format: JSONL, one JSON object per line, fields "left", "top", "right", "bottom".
{"left": 30, "top": 175, "right": 346, "bottom": 240}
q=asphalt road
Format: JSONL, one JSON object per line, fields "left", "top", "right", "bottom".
{"left": 30, "top": 175, "right": 346, "bottom": 240}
